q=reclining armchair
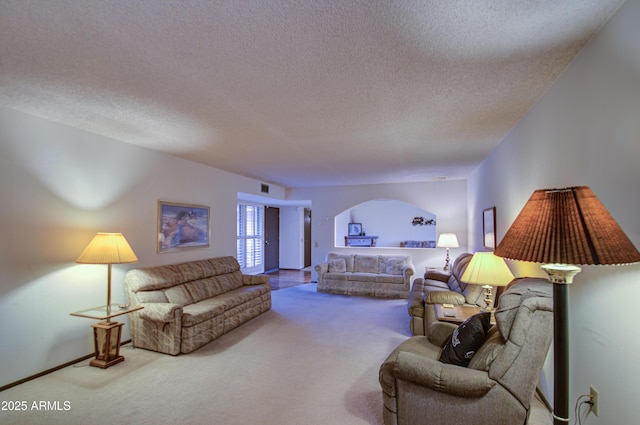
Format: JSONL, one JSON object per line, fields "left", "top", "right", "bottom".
{"left": 379, "top": 278, "right": 552, "bottom": 425}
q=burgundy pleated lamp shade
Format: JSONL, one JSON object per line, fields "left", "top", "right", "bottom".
{"left": 494, "top": 186, "right": 640, "bottom": 265}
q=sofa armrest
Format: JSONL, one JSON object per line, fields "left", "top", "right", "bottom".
{"left": 394, "top": 351, "right": 496, "bottom": 397}
{"left": 403, "top": 264, "right": 415, "bottom": 278}
{"left": 138, "top": 303, "right": 183, "bottom": 323}
{"left": 425, "top": 270, "right": 450, "bottom": 282}
{"left": 315, "top": 263, "right": 328, "bottom": 275}
{"left": 425, "top": 291, "right": 466, "bottom": 305}
{"left": 243, "top": 274, "right": 270, "bottom": 286}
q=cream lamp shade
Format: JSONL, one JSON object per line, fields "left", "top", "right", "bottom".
{"left": 460, "top": 252, "right": 514, "bottom": 287}
{"left": 437, "top": 233, "right": 459, "bottom": 272}
{"left": 437, "top": 233, "right": 459, "bottom": 248}
{"left": 76, "top": 233, "right": 138, "bottom": 322}
{"left": 76, "top": 233, "right": 138, "bottom": 265}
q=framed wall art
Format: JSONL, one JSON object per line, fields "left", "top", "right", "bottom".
{"left": 157, "top": 201, "right": 210, "bottom": 253}
{"left": 348, "top": 223, "right": 362, "bottom": 236}
{"left": 483, "top": 207, "right": 496, "bottom": 250}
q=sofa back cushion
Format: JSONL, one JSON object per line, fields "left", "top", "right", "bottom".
{"left": 328, "top": 258, "right": 347, "bottom": 272}
{"left": 125, "top": 256, "right": 244, "bottom": 306}
{"left": 354, "top": 255, "right": 379, "bottom": 273}
{"left": 383, "top": 256, "right": 411, "bottom": 275}
{"left": 327, "top": 253, "right": 355, "bottom": 272}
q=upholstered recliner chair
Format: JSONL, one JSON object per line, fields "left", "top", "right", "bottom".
{"left": 408, "top": 253, "right": 492, "bottom": 336}
{"left": 380, "top": 278, "right": 552, "bottom": 425}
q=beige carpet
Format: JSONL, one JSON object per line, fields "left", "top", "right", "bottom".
{"left": 1, "top": 284, "right": 410, "bottom": 425}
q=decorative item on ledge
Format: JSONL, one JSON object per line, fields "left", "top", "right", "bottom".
{"left": 412, "top": 216, "right": 436, "bottom": 226}
{"left": 494, "top": 186, "right": 640, "bottom": 425}
{"left": 345, "top": 235, "right": 378, "bottom": 247}
{"left": 348, "top": 222, "right": 363, "bottom": 236}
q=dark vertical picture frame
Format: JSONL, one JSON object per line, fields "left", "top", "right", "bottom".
{"left": 483, "top": 207, "right": 496, "bottom": 250}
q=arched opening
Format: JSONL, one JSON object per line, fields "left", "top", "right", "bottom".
{"left": 334, "top": 199, "right": 437, "bottom": 248}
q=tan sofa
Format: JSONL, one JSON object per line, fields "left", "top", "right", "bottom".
{"left": 315, "top": 253, "right": 415, "bottom": 298}
{"left": 124, "top": 256, "right": 271, "bottom": 355}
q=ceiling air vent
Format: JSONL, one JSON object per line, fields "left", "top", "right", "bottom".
{"left": 429, "top": 176, "right": 448, "bottom": 181}
{"left": 261, "top": 183, "right": 269, "bottom": 194}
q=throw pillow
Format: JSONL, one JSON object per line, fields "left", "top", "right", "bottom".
{"left": 439, "top": 312, "right": 492, "bottom": 367}
{"left": 385, "top": 258, "right": 405, "bottom": 275}
{"left": 328, "top": 258, "right": 347, "bottom": 273}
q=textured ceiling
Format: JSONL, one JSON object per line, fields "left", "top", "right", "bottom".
{"left": 0, "top": 0, "right": 624, "bottom": 188}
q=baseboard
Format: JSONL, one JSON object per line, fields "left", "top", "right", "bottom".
{"left": 0, "top": 339, "right": 132, "bottom": 392}
{"left": 536, "top": 386, "right": 552, "bottom": 411}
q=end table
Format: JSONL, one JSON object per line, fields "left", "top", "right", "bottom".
{"left": 71, "top": 304, "right": 143, "bottom": 369}
{"left": 433, "top": 304, "right": 495, "bottom": 325}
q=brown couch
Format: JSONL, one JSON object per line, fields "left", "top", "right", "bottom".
{"left": 408, "top": 253, "right": 491, "bottom": 336}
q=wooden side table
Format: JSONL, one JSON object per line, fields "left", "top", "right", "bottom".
{"left": 71, "top": 304, "right": 143, "bottom": 369}
{"left": 433, "top": 304, "right": 495, "bottom": 325}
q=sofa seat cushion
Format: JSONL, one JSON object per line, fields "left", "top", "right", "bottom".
{"left": 181, "top": 284, "right": 269, "bottom": 327}
{"left": 215, "top": 285, "right": 270, "bottom": 311}
{"left": 324, "top": 272, "right": 349, "bottom": 281}
{"left": 349, "top": 272, "right": 379, "bottom": 282}
{"left": 375, "top": 275, "right": 405, "bottom": 284}
{"left": 182, "top": 299, "right": 227, "bottom": 326}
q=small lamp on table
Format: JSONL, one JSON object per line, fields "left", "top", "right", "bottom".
{"left": 437, "top": 233, "right": 459, "bottom": 272}
{"left": 460, "top": 252, "right": 514, "bottom": 311}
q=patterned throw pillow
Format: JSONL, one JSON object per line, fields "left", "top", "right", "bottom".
{"left": 328, "top": 258, "right": 347, "bottom": 273}
{"left": 439, "top": 312, "right": 492, "bottom": 367}
{"left": 385, "top": 258, "right": 405, "bottom": 275}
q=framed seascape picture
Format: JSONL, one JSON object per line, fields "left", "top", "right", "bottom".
{"left": 157, "top": 201, "right": 210, "bottom": 253}
{"left": 483, "top": 207, "right": 496, "bottom": 250}
{"left": 348, "top": 223, "right": 362, "bottom": 236}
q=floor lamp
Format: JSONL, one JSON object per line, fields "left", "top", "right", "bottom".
{"left": 76, "top": 232, "right": 138, "bottom": 368}
{"left": 494, "top": 186, "right": 640, "bottom": 425}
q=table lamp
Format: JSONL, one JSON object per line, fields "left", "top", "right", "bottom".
{"left": 460, "top": 252, "right": 514, "bottom": 311}
{"left": 494, "top": 186, "right": 640, "bottom": 425}
{"left": 437, "top": 233, "right": 459, "bottom": 272}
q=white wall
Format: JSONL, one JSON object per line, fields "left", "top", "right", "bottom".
{"left": 468, "top": 1, "right": 640, "bottom": 423}
{"left": 288, "top": 179, "right": 468, "bottom": 280}
{"left": 336, "top": 199, "right": 437, "bottom": 247}
{"left": 0, "top": 108, "right": 286, "bottom": 388}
